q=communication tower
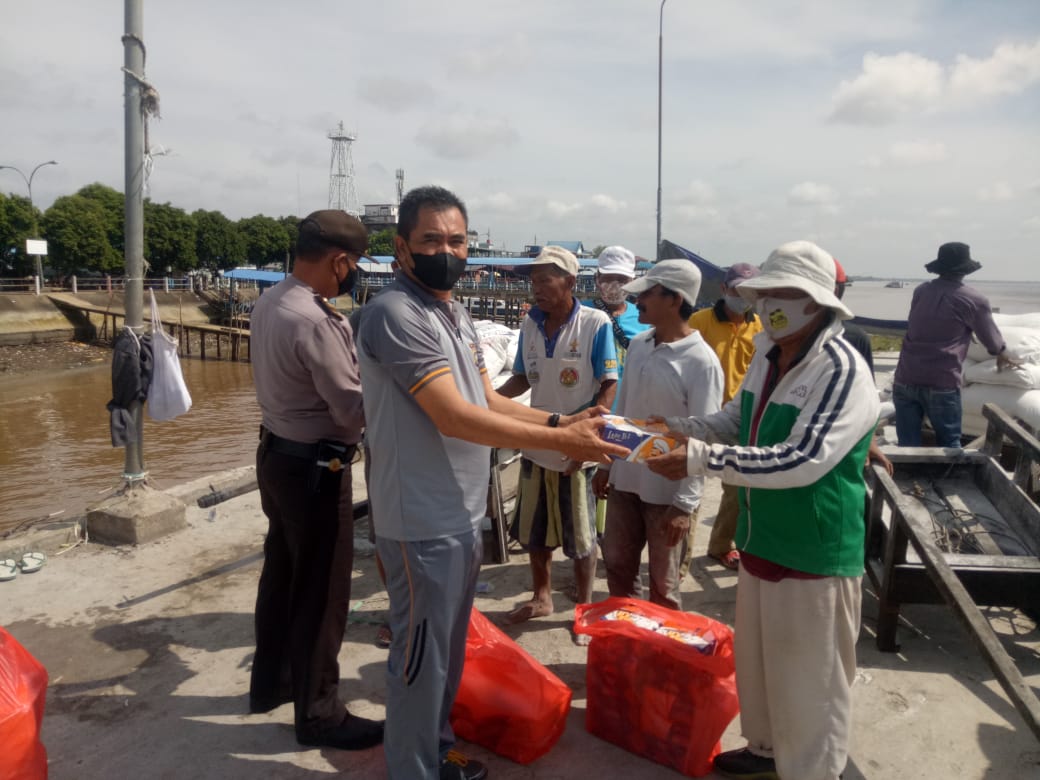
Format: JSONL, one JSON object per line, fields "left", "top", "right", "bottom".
{"left": 395, "top": 168, "right": 405, "bottom": 204}
{"left": 327, "top": 121, "right": 361, "bottom": 216}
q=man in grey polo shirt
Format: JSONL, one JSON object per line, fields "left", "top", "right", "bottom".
{"left": 357, "top": 185, "right": 627, "bottom": 780}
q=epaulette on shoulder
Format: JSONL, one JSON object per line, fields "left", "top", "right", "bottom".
{"left": 313, "top": 294, "right": 344, "bottom": 320}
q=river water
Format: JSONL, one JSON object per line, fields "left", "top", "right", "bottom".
{"left": 0, "top": 358, "right": 260, "bottom": 536}
{"left": 2, "top": 279, "right": 1037, "bottom": 537}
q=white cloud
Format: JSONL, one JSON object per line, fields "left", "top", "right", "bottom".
{"left": 948, "top": 39, "right": 1040, "bottom": 102}
{"left": 829, "top": 52, "right": 943, "bottom": 124}
{"left": 414, "top": 115, "right": 519, "bottom": 160}
{"left": 469, "top": 192, "right": 522, "bottom": 214}
{"left": 589, "top": 194, "right": 627, "bottom": 214}
{"left": 684, "top": 180, "right": 717, "bottom": 205}
{"left": 829, "top": 37, "right": 1040, "bottom": 124}
{"left": 929, "top": 207, "right": 960, "bottom": 219}
{"left": 545, "top": 200, "right": 582, "bottom": 219}
{"left": 788, "top": 182, "right": 839, "bottom": 207}
{"left": 1024, "top": 215, "right": 1040, "bottom": 230}
{"left": 358, "top": 77, "right": 436, "bottom": 113}
{"left": 889, "top": 140, "right": 949, "bottom": 165}
{"left": 977, "top": 182, "right": 1015, "bottom": 202}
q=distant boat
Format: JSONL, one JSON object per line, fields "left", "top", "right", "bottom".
{"left": 884, "top": 280, "right": 904, "bottom": 289}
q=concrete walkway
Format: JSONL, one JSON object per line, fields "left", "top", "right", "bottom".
{"left": 1, "top": 462, "right": 1038, "bottom": 779}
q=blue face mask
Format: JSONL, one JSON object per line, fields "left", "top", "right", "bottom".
{"left": 724, "top": 295, "right": 751, "bottom": 314}
{"left": 410, "top": 251, "right": 467, "bottom": 291}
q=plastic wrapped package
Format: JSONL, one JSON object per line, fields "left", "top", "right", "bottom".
{"left": 0, "top": 626, "right": 48, "bottom": 779}
{"left": 575, "top": 598, "right": 739, "bottom": 778}
{"left": 450, "top": 609, "right": 572, "bottom": 765}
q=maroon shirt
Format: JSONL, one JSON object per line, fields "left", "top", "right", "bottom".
{"left": 894, "top": 278, "right": 1005, "bottom": 390}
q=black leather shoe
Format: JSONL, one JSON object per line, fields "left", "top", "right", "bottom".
{"left": 297, "top": 712, "right": 384, "bottom": 751}
{"left": 713, "top": 747, "right": 779, "bottom": 780}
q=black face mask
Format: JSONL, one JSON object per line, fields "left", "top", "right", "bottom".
{"left": 337, "top": 266, "right": 358, "bottom": 297}
{"left": 409, "top": 251, "right": 467, "bottom": 291}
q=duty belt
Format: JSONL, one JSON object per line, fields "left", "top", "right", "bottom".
{"left": 259, "top": 427, "right": 357, "bottom": 473}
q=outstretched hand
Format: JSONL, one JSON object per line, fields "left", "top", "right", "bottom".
{"left": 996, "top": 351, "right": 1023, "bottom": 372}
{"left": 645, "top": 444, "right": 689, "bottom": 481}
{"left": 562, "top": 405, "right": 612, "bottom": 426}
{"left": 559, "top": 416, "right": 629, "bottom": 464}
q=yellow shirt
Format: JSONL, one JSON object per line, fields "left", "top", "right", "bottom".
{"left": 687, "top": 303, "right": 763, "bottom": 403}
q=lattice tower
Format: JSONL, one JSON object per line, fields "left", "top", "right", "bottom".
{"left": 327, "top": 121, "right": 360, "bottom": 216}
{"left": 395, "top": 168, "right": 405, "bottom": 204}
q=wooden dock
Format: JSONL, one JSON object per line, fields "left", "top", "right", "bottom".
{"left": 47, "top": 293, "right": 251, "bottom": 362}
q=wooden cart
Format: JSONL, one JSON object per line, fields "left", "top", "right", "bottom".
{"left": 866, "top": 402, "right": 1040, "bottom": 739}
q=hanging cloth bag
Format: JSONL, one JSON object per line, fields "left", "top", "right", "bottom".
{"left": 147, "top": 289, "right": 192, "bottom": 421}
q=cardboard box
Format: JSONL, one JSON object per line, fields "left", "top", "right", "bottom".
{"left": 599, "top": 415, "right": 679, "bottom": 463}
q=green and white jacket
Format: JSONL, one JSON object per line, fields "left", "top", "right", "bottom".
{"left": 665, "top": 321, "right": 880, "bottom": 576}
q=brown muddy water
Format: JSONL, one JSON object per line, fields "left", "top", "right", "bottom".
{"left": 0, "top": 358, "right": 260, "bottom": 536}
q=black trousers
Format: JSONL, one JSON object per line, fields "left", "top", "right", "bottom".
{"left": 250, "top": 441, "right": 354, "bottom": 734}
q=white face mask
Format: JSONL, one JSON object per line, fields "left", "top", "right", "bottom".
{"left": 597, "top": 279, "right": 628, "bottom": 306}
{"left": 723, "top": 295, "right": 751, "bottom": 314}
{"left": 756, "top": 296, "right": 817, "bottom": 339}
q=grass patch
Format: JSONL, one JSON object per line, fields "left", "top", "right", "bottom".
{"left": 870, "top": 334, "right": 903, "bottom": 352}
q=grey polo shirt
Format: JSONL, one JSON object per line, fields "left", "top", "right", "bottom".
{"left": 356, "top": 274, "right": 491, "bottom": 541}
{"left": 251, "top": 275, "right": 364, "bottom": 444}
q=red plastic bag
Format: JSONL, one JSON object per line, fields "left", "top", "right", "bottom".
{"left": 450, "top": 608, "right": 572, "bottom": 764}
{"left": 575, "top": 597, "right": 739, "bottom": 777}
{"left": 0, "top": 626, "right": 49, "bottom": 779}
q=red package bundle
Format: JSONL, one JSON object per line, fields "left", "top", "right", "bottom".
{"left": 574, "top": 597, "right": 739, "bottom": 777}
{"left": 0, "top": 626, "right": 49, "bottom": 780}
{"left": 450, "top": 608, "right": 572, "bottom": 765}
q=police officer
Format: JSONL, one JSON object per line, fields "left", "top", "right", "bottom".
{"left": 248, "top": 210, "right": 383, "bottom": 751}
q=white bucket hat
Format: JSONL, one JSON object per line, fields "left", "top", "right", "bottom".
{"left": 622, "top": 259, "right": 702, "bottom": 307}
{"left": 531, "top": 245, "right": 579, "bottom": 276}
{"left": 596, "top": 245, "right": 636, "bottom": 278}
{"left": 736, "top": 240, "right": 853, "bottom": 321}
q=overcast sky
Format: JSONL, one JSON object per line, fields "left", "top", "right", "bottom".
{"left": 2, "top": 1, "right": 1039, "bottom": 280}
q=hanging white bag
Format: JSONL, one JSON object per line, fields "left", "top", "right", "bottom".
{"left": 147, "top": 289, "right": 192, "bottom": 420}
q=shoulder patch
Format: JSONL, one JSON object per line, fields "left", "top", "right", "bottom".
{"left": 314, "top": 294, "right": 344, "bottom": 320}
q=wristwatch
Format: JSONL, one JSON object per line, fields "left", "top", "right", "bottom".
{"left": 547, "top": 413, "right": 561, "bottom": 428}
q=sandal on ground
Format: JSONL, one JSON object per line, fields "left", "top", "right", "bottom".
{"left": 19, "top": 552, "right": 46, "bottom": 574}
{"left": 709, "top": 550, "right": 740, "bottom": 570}
{"left": 375, "top": 622, "right": 392, "bottom": 649}
{"left": 0, "top": 559, "right": 17, "bottom": 582}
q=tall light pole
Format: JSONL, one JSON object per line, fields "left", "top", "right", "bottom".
{"left": 656, "top": 0, "right": 668, "bottom": 262}
{"left": 0, "top": 160, "right": 59, "bottom": 283}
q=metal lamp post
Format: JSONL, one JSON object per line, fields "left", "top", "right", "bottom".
{"left": 0, "top": 160, "right": 59, "bottom": 286}
{"left": 655, "top": 0, "right": 668, "bottom": 263}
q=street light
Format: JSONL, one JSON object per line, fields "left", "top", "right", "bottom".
{"left": 655, "top": 0, "right": 667, "bottom": 263}
{"left": 0, "top": 160, "right": 59, "bottom": 284}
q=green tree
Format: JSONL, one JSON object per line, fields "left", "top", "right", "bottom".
{"left": 76, "top": 183, "right": 124, "bottom": 256}
{"left": 237, "top": 214, "right": 290, "bottom": 268}
{"left": 368, "top": 228, "right": 396, "bottom": 257}
{"left": 0, "top": 193, "right": 37, "bottom": 274}
{"left": 590, "top": 245, "right": 607, "bottom": 258}
{"left": 41, "top": 194, "right": 123, "bottom": 273}
{"left": 193, "top": 209, "right": 246, "bottom": 270}
{"left": 144, "top": 200, "right": 197, "bottom": 273}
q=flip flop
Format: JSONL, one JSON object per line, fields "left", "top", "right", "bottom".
{"left": 375, "top": 623, "right": 392, "bottom": 649}
{"left": 0, "top": 559, "right": 17, "bottom": 582}
{"left": 709, "top": 550, "right": 740, "bottom": 571}
{"left": 19, "top": 552, "right": 46, "bottom": 574}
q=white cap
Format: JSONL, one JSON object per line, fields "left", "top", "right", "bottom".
{"left": 622, "top": 259, "right": 702, "bottom": 307}
{"left": 737, "top": 240, "right": 854, "bottom": 321}
{"left": 596, "top": 245, "right": 636, "bottom": 278}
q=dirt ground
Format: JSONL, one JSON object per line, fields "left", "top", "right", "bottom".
{"left": 0, "top": 340, "right": 111, "bottom": 376}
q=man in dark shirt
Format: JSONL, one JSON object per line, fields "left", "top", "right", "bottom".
{"left": 893, "top": 242, "right": 1018, "bottom": 447}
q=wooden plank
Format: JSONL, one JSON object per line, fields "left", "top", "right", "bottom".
{"left": 931, "top": 480, "right": 1006, "bottom": 556}
{"left": 885, "top": 448, "right": 987, "bottom": 465}
{"left": 976, "top": 459, "right": 1040, "bottom": 557}
{"left": 983, "top": 402, "right": 1040, "bottom": 463}
{"left": 894, "top": 497, "right": 1040, "bottom": 741}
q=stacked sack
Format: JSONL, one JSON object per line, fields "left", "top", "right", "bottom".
{"left": 961, "top": 312, "right": 1040, "bottom": 437}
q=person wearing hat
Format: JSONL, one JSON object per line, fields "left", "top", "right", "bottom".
{"left": 249, "top": 210, "right": 384, "bottom": 751}
{"left": 589, "top": 246, "right": 650, "bottom": 396}
{"left": 591, "top": 260, "right": 723, "bottom": 609}
{"left": 686, "top": 262, "right": 764, "bottom": 571}
{"left": 646, "top": 240, "right": 880, "bottom": 780}
{"left": 893, "top": 242, "right": 1019, "bottom": 447}
{"left": 498, "top": 245, "right": 620, "bottom": 639}
{"left": 357, "top": 195, "right": 626, "bottom": 780}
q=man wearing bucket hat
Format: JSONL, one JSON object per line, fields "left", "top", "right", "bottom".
{"left": 589, "top": 246, "right": 650, "bottom": 393}
{"left": 592, "top": 260, "right": 723, "bottom": 609}
{"left": 646, "top": 240, "right": 880, "bottom": 780}
{"left": 893, "top": 242, "right": 1018, "bottom": 447}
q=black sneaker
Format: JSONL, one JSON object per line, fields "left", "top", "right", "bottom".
{"left": 440, "top": 749, "right": 488, "bottom": 780}
{"left": 713, "top": 747, "right": 779, "bottom": 780}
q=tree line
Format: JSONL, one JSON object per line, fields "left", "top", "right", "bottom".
{"left": 0, "top": 183, "right": 396, "bottom": 277}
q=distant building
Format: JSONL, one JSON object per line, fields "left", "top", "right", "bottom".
{"left": 361, "top": 203, "right": 398, "bottom": 234}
